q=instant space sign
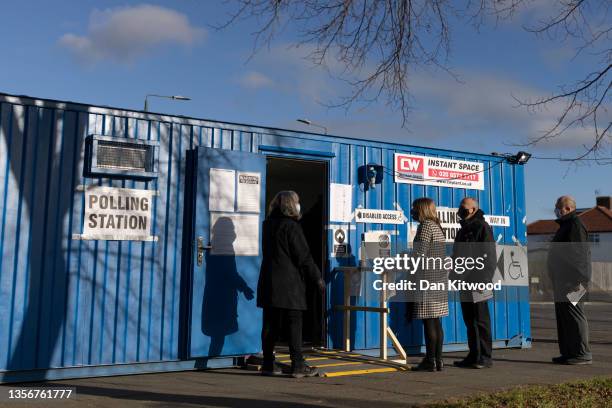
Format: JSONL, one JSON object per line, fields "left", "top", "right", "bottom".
{"left": 394, "top": 153, "right": 484, "bottom": 190}
{"left": 76, "top": 186, "right": 157, "bottom": 241}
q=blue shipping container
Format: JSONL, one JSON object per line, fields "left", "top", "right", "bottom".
{"left": 0, "top": 92, "right": 530, "bottom": 383}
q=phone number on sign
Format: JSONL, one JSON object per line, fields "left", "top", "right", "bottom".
{"left": 428, "top": 168, "right": 479, "bottom": 181}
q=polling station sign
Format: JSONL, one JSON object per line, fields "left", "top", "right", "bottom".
{"left": 408, "top": 207, "right": 510, "bottom": 243}
{"left": 437, "top": 206, "right": 510, "bottom": 242}
{"left": 75, "top": 186, "right": 157, "bottom": 241}
{"left": 394, "top": 153, "right": 484, "bottom": 190}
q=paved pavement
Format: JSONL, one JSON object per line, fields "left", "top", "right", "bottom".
{"left": 1, "top": 303, "right": 611, "bottom": 407}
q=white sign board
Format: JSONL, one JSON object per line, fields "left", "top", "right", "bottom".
{"left": 81, "top": 186, "right": 156, "bottom": 241}
{"left": 437, "top": 207, "right": 510, "bottom": 243}
{"left": 492, "top": 245, "right": 529, "bottom": 286}
{"left": 363, "top": 231, "right": 392, "bottom": 258}
{"left": 355, "top": 208, "right": 404, "bottom": 224}
{"left": 210, "top": 213, "right": 260, "bottom": 256}
{"left": 237, "top": 171, "right": 261, "bottom": 213}
{"left": 209, "top": 168, "right": 235, "bottom": 212}
{"left": 394, "top": 153, "right": 485, "bottom": 190}
{"left": 330, "top": 183, "right": 353, "bottom": 222}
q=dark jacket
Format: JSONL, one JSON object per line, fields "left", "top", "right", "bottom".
{"left": 452, "top": 209, "right": 497, "bottom": 283}
{"left": 257, "top": 211, "right": 321, "bottom": 310}
{"left": 547, "top": 211, "right": 591, "bottom": 295}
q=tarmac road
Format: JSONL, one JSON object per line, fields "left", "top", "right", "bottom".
{"left": 1, "top": 303, "right": 611, "bottom": 408}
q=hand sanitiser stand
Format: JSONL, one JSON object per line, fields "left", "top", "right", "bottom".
{"left": 334, "top": 232, "right": 407, "bottom": 365}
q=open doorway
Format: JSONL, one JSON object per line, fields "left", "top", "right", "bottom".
{"left": 265, "top": 156, "right": 328, "bottom": 346}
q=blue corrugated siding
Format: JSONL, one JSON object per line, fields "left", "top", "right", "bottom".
{"left": 0, "top": 93, "right": 529, "bottom": 378}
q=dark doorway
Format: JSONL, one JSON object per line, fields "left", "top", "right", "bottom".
{"left": 265, "top": 157, "right": 328, "bottom": 346}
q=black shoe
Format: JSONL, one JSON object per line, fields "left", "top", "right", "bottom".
{"left": 435, "top": 359, "right": 444, "bottom": 371}
{"left": 564, "top": 358, "right": 592, "bottom": 365}
{"left": 552, "top": 356, "right": 567, "bottom": 364}
{"left": 261, "top": 362, "right": 283, "bottom": 376}
{"left": 413, "top": 358, "right": 436, "bottom": 372}
{"left": 472, "top": 359, "right": 493, "bottom": 369}
{"left": 291, "top": 365, "right": 319, "bottom": 378}
{"left": 453, "top": 358, "right": 475, "bottom": 368}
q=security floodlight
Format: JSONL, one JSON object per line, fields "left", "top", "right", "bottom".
{"left": 508, "top": 151, "right": 532, "bottom": 165}
{"left": 491, "top": 151, "right": 532, "bottom": 165}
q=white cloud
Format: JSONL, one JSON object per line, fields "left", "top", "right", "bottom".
{"left": 246, "top": 44, "right": 348, "bottom": 104}
{"left": 238, "top": 71, "right": 274, "bottom": 89}
{"left": 243, "top": 43, "right": 608, "bottom": 154}
{"left": 407, "top": 70, "right": 608, "bottom": 151}
{"left": 59, "top": 4, "right": 205, "bottom": 64}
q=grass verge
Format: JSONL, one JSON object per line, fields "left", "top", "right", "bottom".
{"left": 428, "top": 376, "right": 612, "bottom": 408}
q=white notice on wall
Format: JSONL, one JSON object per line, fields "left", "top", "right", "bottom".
{"left": 81, "top": 186, "right": 156, "bottom": 241}
{"left": 330, "top": 183, "right": 353, "bottom": 222}
{"left": 210, "top": 213, "right": 260, "bottom": 256}
{"left": 237, "top": 171, "right": 261, "bottom": 213}
{"left": 209, "top": 168, "right": 235, "bottom": 212}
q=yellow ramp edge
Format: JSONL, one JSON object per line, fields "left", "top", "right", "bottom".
{"left": 278, "top": 357, "right": 331, "bottom": 363}
{"left": 323, "top": 367, "right": 406, "bottom": 378}
{"left": 313, "top": 361, "right": 363, "bottom": 368}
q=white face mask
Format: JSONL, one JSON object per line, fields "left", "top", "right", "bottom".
{"left": 296, "top": 203, "right": 301, "bottom": 214}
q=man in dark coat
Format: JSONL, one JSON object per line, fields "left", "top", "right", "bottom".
{"left": 257, "top": 191, "right": 325, "bottom": 378}
{"left": 452, "top": 197, "right": 496, "bottom": 369}
{"left": 548, "top": 195, "right": 592, "bottom": 365}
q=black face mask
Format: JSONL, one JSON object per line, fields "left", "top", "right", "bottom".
{"left": 457, "top": 207, "right": 470, "bottom": 220}
{"left": 410, "top": 209, "right": 419, "bottom": 222}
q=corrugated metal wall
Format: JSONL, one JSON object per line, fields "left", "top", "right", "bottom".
{"left": 325, "top": 138, "right": 529, "bottom": 351}
{"left": 0, "top": 93, "right": 529, "bottom": 377}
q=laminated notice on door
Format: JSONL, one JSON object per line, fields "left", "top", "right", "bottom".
{"left": 330, "top": 183, "right": 353, "bottom": 223}
{"left": 237, "top": 172, "right": 261, "bottom": 213}
{"left": 209, "top": 168, "right": 235, "bottom": 212}
{"left": 210, "top": 213, "right": 260, "bottom": 256}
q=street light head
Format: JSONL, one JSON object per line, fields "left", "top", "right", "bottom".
{"left": 296, "top": 118, "right": 311, "bottom": 125}
{"left": 172, "top": 95, "right": 191, "bottom": 101}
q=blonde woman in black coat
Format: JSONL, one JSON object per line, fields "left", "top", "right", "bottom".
{"left": 257, "top": 191, "right": 325, "bottom": 378}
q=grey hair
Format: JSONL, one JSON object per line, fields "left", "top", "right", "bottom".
{"left": 268, "top": 191, "right": 301, "bottom": 219}
{"left": 461, "top": 197, "right": 479, "bottom": 209}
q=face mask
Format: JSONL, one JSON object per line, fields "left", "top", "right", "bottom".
{"left": 410, "top": 209, "right": 419, "bottom": 222}
{"left": 554, "top": 208, "right": 562, "bottom": 219}
{"left": 457, "top": 207, "right": 470, "bottom": 220}
{"left": 296, "top": 203, "right": 301, "bottom": 214}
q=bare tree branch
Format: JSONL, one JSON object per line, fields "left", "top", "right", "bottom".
{"left": 223, "top": 0, "right": 611, "bottom": 163}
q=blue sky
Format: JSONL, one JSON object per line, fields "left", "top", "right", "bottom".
{"left": 0, "top": 1, "right": 609, "bottom": 221}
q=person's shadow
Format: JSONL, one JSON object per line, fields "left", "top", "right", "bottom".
{"left": 201, "top": 217, "right": 254, "bottom": 359}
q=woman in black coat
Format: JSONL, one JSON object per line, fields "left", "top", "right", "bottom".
{"left": 257, "top": 191, "right": 325, "bottom": 378}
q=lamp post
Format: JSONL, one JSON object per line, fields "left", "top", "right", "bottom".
{"left": 296, "top": 118, "right": 328, "bottom": 134}
{"left": 144, "top": 94, "right": 191, "bottom": 112}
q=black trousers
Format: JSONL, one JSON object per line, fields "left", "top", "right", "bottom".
{"left": 460, "top": 301, "right": 492, "bottom": 362}
{"left": 555, "top": 301, "right": 591, "bottom": 360}
{"left": 262, "top": 307, "right": 304, "bottom": 367}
